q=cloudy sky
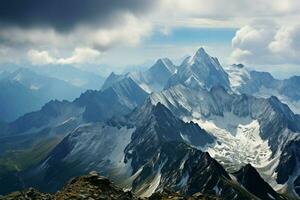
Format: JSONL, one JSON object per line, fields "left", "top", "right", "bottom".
{"left": 0, "top": 0, "right": 299, "bottom": 77}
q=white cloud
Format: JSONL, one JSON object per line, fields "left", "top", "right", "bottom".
{"left": 83, "top": 13, "right": 152, "bottom": 50}
{"left": 57, "top": 47, "right": 101, "bottom": 64}
{"left": 155, "top": 0, "right": 300, "bottom": 28}
{"left": 1, "top": 0, "right": 300, "bottom": 68}
{"left": 269, "top": 25, "right": 300, "bottom": 55}
{"left": 1, "top": 12, "right": 151, "bottom": 66}
{"left": 230, "top": 23, "right": 300, "bottom": 65}
{"left": 28, "top": 49, "right": 55, "bottom": 65}
{"left": 28, "top": 47, "right": 101, "bottom": 65}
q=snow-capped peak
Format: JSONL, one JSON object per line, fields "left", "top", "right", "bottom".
{"left": 152, "top": 58, "right": 176, "bottom": 74}
{"left": 195, "top": 47, "right": 209, "bottom": 58}
{"left": 166, "top": 47, "right": 230, "bottom": 90}
{"left": 189, "top": 47, "right": 212, "bottom": 64}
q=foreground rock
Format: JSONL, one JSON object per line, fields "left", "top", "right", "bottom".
{"left": 0, "top": 173, "right": 220, "bottom": 200}
{"left": 0, "top": 173, "right": 136, "bottom": 200}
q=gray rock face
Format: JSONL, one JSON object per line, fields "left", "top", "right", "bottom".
{"left": 233, "top": 164, "right": 286, "bottom": 200}
{"left": 276, "top": 138, "right": 300, "bottom": 194}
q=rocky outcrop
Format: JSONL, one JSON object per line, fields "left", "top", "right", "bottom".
{"left": 0, "top": 173, "right": 137, "bottom": 200}
{"left": 0, "top": 173, "right": 222, "bottom": 200}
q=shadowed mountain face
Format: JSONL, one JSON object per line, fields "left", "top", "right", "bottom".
{"left": 233, "top": 164, "right": 286, "bottom": 200}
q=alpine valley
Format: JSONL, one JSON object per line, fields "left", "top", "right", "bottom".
{"left": 1, "top": 47, "right": 300, "bottom": 200}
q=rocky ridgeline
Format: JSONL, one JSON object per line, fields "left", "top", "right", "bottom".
{"left": 0, "top": 172, "right": 219, "bottom": 200}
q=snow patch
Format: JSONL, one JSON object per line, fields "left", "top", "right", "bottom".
{"left": 267, "top": 193, "right": 275, "bottom": 200}
{"left": 140, "top": 160, "right": 167, "bottom": 198}
{"left": 30, "top": 84, "right": 40, "bottom": 90}
{"left": 194, "top": 119, "right": 273, "bottom": 173}
{"left": 177, "top": 172, "right": 189, "bottom": 187}
{"left": 225, "top": 65, "right": 250, "bottom": 91}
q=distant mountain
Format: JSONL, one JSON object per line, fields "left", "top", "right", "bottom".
{"left": 142, "top": 58, "right": 177, "bottom": 91}
{"left": 102, "top": 58, "right": 177, "bottom": 93}
{"left": 75, "top": 77, "right": 148, "bottom": 122}
{"left": 101, "top": 72, "right": 126, "bottom": 91}
{"left": 31, "top": 64, "right": 105, "bottom": 90}
{"left": 0, "top": 78, "right": 41, "bottom": 123}
{"left": 226, "top": 64, "right": 300, "bottom": 114}
{"left": 166, "top": 48, "right": 230, "bottom": 90}
{"left": 0, "top": 76, "right": 147, "bottom": 141}
{"left": 0, "top": 68, "right": 82, "bottom": 122}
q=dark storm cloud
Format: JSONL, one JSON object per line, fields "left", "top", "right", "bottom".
{"left": 0, "top": 0, "right": 155, "bottom": 31}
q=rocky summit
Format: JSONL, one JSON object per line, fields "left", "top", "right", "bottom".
{"left": 0, "top": 172, "right": 135, "bottom": 200}
{"left": 0, "top": 172, "right": 221, "bottom": 200}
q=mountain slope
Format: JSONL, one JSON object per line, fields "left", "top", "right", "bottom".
{"left": 21, "top": 103, "right": 214, "bottom": 193}
{"left": 275, "top": 137, "right": 300, "bottom": 198}
{"left": 149, "top": 84, "right": 300, "bottom": 195}
{"left": 233, "top": 164, "right": 286, "bottom": 200}
{"left": 14, "top": 103, "right": 276, "bottom": 200}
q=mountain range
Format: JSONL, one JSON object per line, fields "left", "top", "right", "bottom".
{"left": 0, "top": 67, "right": 104, "bottom": 122}
{"left": 1, "top": 47, "right": 300, "bottom": 199}
{"left": 226, "top": 64, "right": 300, "bottom": 114}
